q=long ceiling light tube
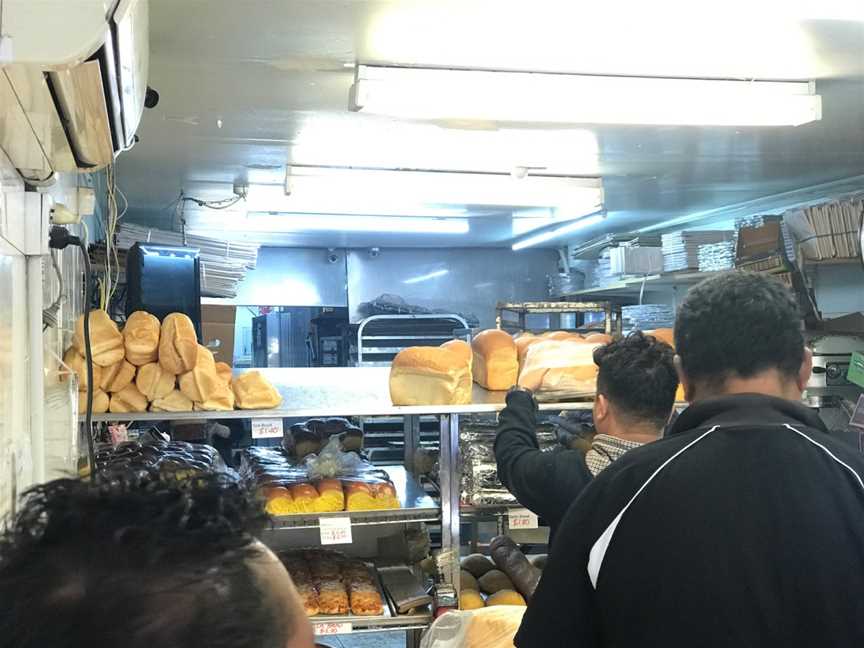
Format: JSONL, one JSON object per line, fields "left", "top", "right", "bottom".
{"left": 351, "top": 65, "right": 821, "bottom": 127}
{"left": 212, "top": 212, "right": 470, "bottom": 235}
{"left": 512, "top": 211, "right": 605, "bottom": 250}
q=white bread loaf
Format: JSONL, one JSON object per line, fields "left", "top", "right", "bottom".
{"left": 215, "top": 361, "right": 233, "bottom": 385}
{"left": 194, "top": 382, "right": 235, "bottom": 411}
{"left": 159, "top": 313, "right": 199, "bottom": 375}
{"left": 72, "top": 310, "right": 125, "bottom": 367}
{"left": 441, "top": 339, "right": 473, "bottom": 373}
{"left": 471, "top": 329, "right": 518, "bottom": 391}
{"left": 389, "top": 346, "right": 472, "bottom": 406}
{"left": 123, "top": 311, "right": 161, "bottom": 365}
{"left": 518, "top": 339, "right": 601, "bottom": 395}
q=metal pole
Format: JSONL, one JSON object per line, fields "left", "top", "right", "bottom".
{"left": 403, "top": 415, "right": 419, "bottom": 474}
{"left": 438, "top": 413, "right": 461, "bottom": 590}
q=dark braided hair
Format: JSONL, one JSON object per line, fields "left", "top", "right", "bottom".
{"left": 0, "top": 473, "right": 290, "bottom": 648}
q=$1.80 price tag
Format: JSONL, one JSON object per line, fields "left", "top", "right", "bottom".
{"left": 319, "top": 516, "right": 353, "bottom": 545}
{"left": 314, "top": 622, "right": 352, "bottom": 636}
{"left": 251, "top": 418, "right": 283, "bottom": 439}
{"left": 508, "top": 507, "right": 539, "bottom": 530}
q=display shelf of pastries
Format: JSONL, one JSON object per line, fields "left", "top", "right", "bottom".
{"left": 277, "top": 549, "right": 433, "bottom": 634}
{"left": 258, "top": 465, "right": 439, "bottom": 530}
{"left": 81, "top": 366, "right": 595, "bottom": 422}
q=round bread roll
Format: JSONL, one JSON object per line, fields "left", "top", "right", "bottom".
{"left": 583, "top": 333, "right": 613, "bottom": 345}
{"left": 158, "top": 313, "right": 199, "bottom": 374}
{"left": 215, "top": 361, "right": 232, "bottom": 385}
{"left": 123, "top": 311, "right": 160, "bottom": 365}
{"left": 63, "top": 348, "right": 103, "bottom": 392}
{"left": 109, "top": 384, "right": 149, "bottom": 413}
{"left": 150, "top": 389, "right": 193, "bottom": 413}
{"left": 461, "top": 553, "right": 496, "bottom": 578}
{"left": 459, "top": 589, "right": 486, "bottom": 610}
{"left": 99, "top": 360, "right": 136, "bottom": 393}
{"left": 233, "top": 370, "right": 283, "bottom": 409}
{"left": 179, "top": 345, "right": 221, "bottom": 403}
{"left": 78, "top": 389, "right": 109, "bottom": 414}
{"left": 486, "top": 589, "right": 526, "bottom": 606}
{"left": 72, "top": 310, "right": 125, "bottom": 367}
{"left": 136, "top": 362, "right": 176, "bottom": 401}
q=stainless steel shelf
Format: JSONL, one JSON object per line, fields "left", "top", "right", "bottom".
{"left": 563, "top": 270, "right": 722, "bottom": 300}
{"left": 80, "top": 367, "right": 594, "bottom": 422}
{"left": 311, "top": 610, "right": 432, "bottom": 634}
{"left": 263, "top": 466, "right": 439, "bottom": 531}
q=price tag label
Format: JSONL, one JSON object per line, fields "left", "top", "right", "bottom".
{"left": 251, "top": 418, "right": 283, "bottom": 439}
{"left": 319, "top": 516, "right": 353, "bottom": 545}
{"left": 313, "top": 622, "right": 352, "bottom": 636}
{"left": 508, "top": 507, "right": 539, "bottom": 530}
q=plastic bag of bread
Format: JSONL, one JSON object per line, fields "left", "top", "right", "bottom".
{"left": 158, "top": 313, "right": 198, "bottom": 374}
{"left": 420, "top": 606, "right": 527, "bottom": 648}
{"left": 78, "top": 389, "right": 109, "bottom": 414}
{"left": 63, "top": 348, "right": 103, "bottom": 392}
{"left": 389, "top": 346, "right": 472, "bottom": 406}
{"left": 99, "top": 360, "right": 136, "bottom": 393}
{"left": 471, "top": 330, "right": 518, "bottom": 391}
{"left": 518, "top": 339, "right": 602, "bottom": 398}
{"left": 123, "top": 311, "right": 160, "bottom": 365}
{"left": 232, "top": 370, "right": 282, "bottom": 409}
{"left": 72, "top": 310, "right": 125, "bottom": 367}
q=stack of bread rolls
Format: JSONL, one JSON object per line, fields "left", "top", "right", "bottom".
{"left": 66, "top": 309, "right": 282, "bottom": 414}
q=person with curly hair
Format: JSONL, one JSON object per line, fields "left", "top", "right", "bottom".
{"left": 494, "top": 330, "right": 678, "bottom": 539}
{"left": 0, "top": 474, "right": 314, "bottom": 648}
{"left": 517, "top": 271, "right": 864, "bottom": 648}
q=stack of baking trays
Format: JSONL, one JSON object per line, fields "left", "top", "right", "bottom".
{"left": 279, "top": 549, "right": 386, "bottom": 617}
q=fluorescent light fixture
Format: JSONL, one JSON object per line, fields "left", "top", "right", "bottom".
{"left": 279, "top": 165, "right": 603, "bottom": 210}
{"left": 512, "top": 212, "right": 605, "bottom": 250}
{"left": 351, "top": 66, "right": 821, "bottom": 127}
{"left": 403, "top": 269, "right": 449, "bottom": 284}
{"left": 244, "top": 212, "right": 469, "bottom": 234}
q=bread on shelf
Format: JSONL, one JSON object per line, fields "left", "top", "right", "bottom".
{"left": 136, "top": 362, "right": 176, "bottom": 401}
{"left": 232, "top": 370, "right": 283, "bottom": 409}
{"left": 194, "top": 382, "right": 235, "bottom": 411}
{"left": 215, "top": 361, "right": 232, "bottom": 385}
{"left": 179, "top": 345, "right": 221, "bottom": 403}
{"left": 99, "top": 360, "right": 136, "bottom": 393}
{"left": 63, "top": 348, "right": 103, "bottom": 392}
{"left": 158, "top": 313, "right": 199, "bottom": 374}
{"left": 123, "top": 311, "right": 160, "bottom": 365}
{"left": 389, "top": 346, "right": 472, "bottom": 406}
{"left": 108, "top": 383, "right": 149, "bottom": 413}
{"left": 78, "top": 389, "right": 109, "bottom": 414}
{"left": 518, "top": 339, "right": 602, "bottom": 396}
{"left": 471, "top": 329, "right": 518, "bottom": 391}
{"left": 72, "top": 310, "right": 125, "bottom": 367}
{"left": 441, "top": 338, "right": 473, "bottom": 372}
{"left": 150, "top": 389, "right": 194, "bottom": 413}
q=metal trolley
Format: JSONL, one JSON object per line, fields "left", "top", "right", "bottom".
{"left": 496, "top": 300, "right": 624, "bottom": 335}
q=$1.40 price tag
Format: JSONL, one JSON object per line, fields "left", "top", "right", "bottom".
{"left": 314, "top": 622, "right": 352, "bottom": 636}
{"left": 319, "top": 516, "right": 353, "bottom": 545}
{"left": 508, "top": 507, "right": 539, "bottom": 530}
{"left": 251, "top": 418, "right": 283, "bottom": 439}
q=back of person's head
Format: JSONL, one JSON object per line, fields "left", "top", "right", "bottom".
{"left": 593, "top": 331, "right": 678, "bottom": 430}
{"left": 0, "top": 474, "right": 306, "bottom": 648}
{"left": 675, "top": 271, "right": 807, "bottom": 400}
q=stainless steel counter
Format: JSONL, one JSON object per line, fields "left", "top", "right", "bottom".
{"left": 82, "top": 366, "right": 593, "bottom": 422}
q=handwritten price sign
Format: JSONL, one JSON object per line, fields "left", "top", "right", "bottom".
{"left": 319, "top": 516, "right": 353, "bottom": 545}
{"left": 314, "top": 622, "right": 352, "bottom": 636}
{"left": 508, "top": 507, "right": 539, "bottom": 530}
{"left": 251, "top": 418, "right": 283, "bottom": 439}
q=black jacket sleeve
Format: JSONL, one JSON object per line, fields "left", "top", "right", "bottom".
{"left": 494, "top": 390, "right": 592, "bottom": 531}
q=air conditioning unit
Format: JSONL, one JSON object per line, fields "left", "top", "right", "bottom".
{"left": 0, "top": 0, "right": 149, "bottom": 182}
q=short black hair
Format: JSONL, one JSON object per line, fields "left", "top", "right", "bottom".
{"left": 675, "top": 271, "right": 803, "bottom": 389}
{"left": 594, "top": 331, "right": 678, "bottom": 427}
{"left": 0, "top": 474, "right": 290, "bottom": 648}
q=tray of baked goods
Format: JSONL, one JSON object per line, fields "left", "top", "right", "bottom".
{"left": 244, "top": 444, "right": 439, "bottom": 528}
{"left": 279, "top": 549, "right": 390, "bottom": 619}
